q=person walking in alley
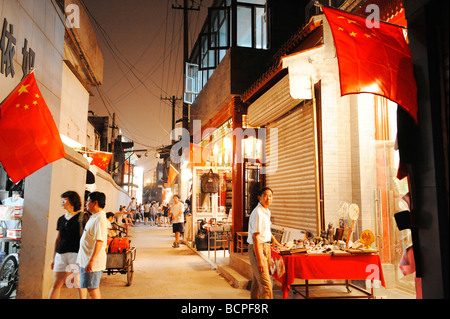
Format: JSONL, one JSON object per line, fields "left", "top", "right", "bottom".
{"left": 171, "top": 195, "right": 184, "bottom": 248}
{"left": 247, "top": 187, "right": 282, "bottom": 299}
{"left": 48, "top": 191, "right": 88, "bottom": 299}
{"left": 143, "top": 201, "right": 151, "bottom": 225}
{"left": 155, "top": 201, "right": 162, "bottom": 226}
{"left": 149, "top": 201, "right": 156, "bottom": 226}
{"left": 162, "top": 201, "right": 170, "bottom": 226}
{"left": 77, "top": 191, "right": 109, "bottom": 299}
{"left": 126, "top": 197, "right": 138, "bottom": 222}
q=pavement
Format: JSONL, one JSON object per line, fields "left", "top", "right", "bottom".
{"left": 59, "top": 222, "right": 416, "bottom": 301}
{"left": 59, "top": 222, "right": 251, "bottom": 299}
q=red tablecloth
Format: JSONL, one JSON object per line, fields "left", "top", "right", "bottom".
{"left": 271, "top": 250, "right": 386, "bottom": 299}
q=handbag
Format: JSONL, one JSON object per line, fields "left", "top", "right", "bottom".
{"left": 201, "top": 169, "right": 220, "bottom": 193}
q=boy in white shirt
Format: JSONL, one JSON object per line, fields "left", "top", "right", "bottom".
{"left": 77, "top": 191, "right": 108, "bottom": 299}
{"left": 171, "top": 195, "right": 184, "bottom": 248}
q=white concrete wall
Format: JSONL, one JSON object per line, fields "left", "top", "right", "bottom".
{"left": 86, "top": 121, "right": 97, "bottom": 151}
{"left": 0, "top": 0, "right": 65, "bottom": 115}
{"left": 60, "top": 63, "right": 90, "bottom": 145}
{"left": 1, "top": 0, "right": 66, "bottom": 299}
{"left": 311, "top": 16, "right": 355, "bottom": 230}
{"left": 2, "top": 0, "right": 130, "bottom": 298}
{"left": 89, "top": 165, "right": 131, "bottom": 213}
{"left": 19, "top": 146, "right": 88, "bottom": 298}
{"left": 319, "top": 17, "right": 379, "bottom": 238}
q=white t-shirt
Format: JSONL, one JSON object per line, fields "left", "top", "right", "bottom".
{"left": 247, "top": 203, "right": 272, "bottom": 245}
{"left": 171, "top": 202, "right": 184, "bottom": 224}
{"left": 76, "top": 211, "right": 108, "bottom": 272}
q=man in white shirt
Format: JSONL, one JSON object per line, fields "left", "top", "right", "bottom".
{"left": 171, "top": 195, "right": 184, "bottom": 248}
{"left": 247, "top": 187, "right": 281, "bottom": 299}
{"left": 77, "top": 191, "right": 108, "bottom": 299}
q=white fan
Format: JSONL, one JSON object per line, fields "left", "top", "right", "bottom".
{"left": 349, "top": 203, "right": 359, "bottom": 221}
{"left": 338, "top": 201, "right": 349, "bottom": 218}
{"left": 349, "top": 203, "right": 359, "bottom": 239}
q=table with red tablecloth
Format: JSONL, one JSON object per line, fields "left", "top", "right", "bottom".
{"left": 271, "top": 250, "right": 386, "bottom": 299}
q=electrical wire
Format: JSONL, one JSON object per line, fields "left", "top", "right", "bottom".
{"left": 79, "top": 0, "right": 177, "bottom": 144}
{"left": 54, "top": 0, "right": 208, "bottom": 154}
{"left": 79, "top": 0, "right": 172, "bottom": 99}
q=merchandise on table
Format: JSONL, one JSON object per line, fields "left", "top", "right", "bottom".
{"left": 274, "top": 229, "right": 377, "bottom": 255}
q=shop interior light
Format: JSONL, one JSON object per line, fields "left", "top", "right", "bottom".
{"left": 243, "top": 136, "right": 262, "bottom": 160}
{"left": 223, "top": 137, "right": 232, "bottom": 151}
{"left": 182, "top": 168, "right": 193, "bottom": 180}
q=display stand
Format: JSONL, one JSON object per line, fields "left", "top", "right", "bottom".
{"left": 291, "top": 279, "right": 376, "bottom": 299}
{"left": 236, "top": 232, "right": 248, "bottom": 254}
{"left": 271, "top": 250, "right": 386, "bottom": 299}
{"left": 207, "top": 226, "right": 231, "bottom": 263}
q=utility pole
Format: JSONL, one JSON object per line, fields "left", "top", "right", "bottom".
{"left": 110, "top": 112, "right": 116, "bottom": 175}
{"left": 161, "top": 95, "right": 182, "bottom": 142}
{"left": 173, "top": 0, "right": 200, "bottom": 131}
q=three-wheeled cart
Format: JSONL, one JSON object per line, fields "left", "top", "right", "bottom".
{"left": 104, "top": 247, "right": 136, "bottom": 286}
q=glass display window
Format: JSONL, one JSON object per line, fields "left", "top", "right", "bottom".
{"left": 193, "top": 167, "right": 232, "bottom": 218}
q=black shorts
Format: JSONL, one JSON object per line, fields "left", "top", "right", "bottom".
{"left": 144, "top": 212, "right": 150, "bottom": 218}
{"left": 172, "top": 222, "right": 184, "bottom": 234}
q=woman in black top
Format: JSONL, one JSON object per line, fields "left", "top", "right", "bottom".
{"left": 48, "top": 191, "right": 88, "bottom": 299}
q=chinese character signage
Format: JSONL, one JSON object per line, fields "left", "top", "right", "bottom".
{"left": 1, "top": 18, "right": 36, "bottom": 80}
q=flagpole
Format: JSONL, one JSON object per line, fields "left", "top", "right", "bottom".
{"left": 315, "top": 1, "right": 407, "bottom": 30}
{"left": 111, "top": 152, "right": 135, "bottom": 174}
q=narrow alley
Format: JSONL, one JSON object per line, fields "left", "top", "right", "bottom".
{"left": 56, "top": 221, "right": 416, "bottom": 301}
{"left": 59, "top": 223, "right": 250, "bottom": 299}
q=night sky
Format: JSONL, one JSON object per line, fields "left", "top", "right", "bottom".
{"left": 84, "top": 0, "right": 213, "bottom": 177}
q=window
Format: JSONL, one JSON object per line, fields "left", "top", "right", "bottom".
{"left": 236, "top": 3, "right": 267, "bottom": 49}
{"left": 187, "top": 0, "right": 268, "bottom": 102}
{"left": 185, "top": 63, "right": 200, "bottom": 104}
{"left": 255, "top": 7, "right": 267, "bottom": 49}
{"left": 237, "top": 6, "right": 252, "bottom": 47}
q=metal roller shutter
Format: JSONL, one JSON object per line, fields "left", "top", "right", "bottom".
{"left": 265, "top": 100, "right": 318, "bottom": 234}
{"left": 247, "top": 75, "right": 301, "bottom": 127}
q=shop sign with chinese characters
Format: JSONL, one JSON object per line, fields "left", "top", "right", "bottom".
{"left": 1, "top": 17, "right": 36, "bottom": 80}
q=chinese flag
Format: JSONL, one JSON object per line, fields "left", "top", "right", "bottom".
{"left": 322, "top": 7, "right": 418, "bottom": 123}
{"left": 188, "top": 143, "right": 210, "bottom": 168}
{"left": 0, "top": 73, "right": 66, "bottom": 183}
{"left": 90, "top": 151, "right": 112, "bottom": 170}
{"left": 167, "top": 164, "right": 179, "bottom": 186}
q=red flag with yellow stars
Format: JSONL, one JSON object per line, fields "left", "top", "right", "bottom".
{"left": 0, "top": 73, "right": 66, "bottom": 183}
{"left": 167, "top": 164, "right": 179, "bottom": 186}
{"left": 188, "top": 143, "right": 210, "bottom": 168}
{"left": 90, "top": 151, "right": 112, "bottom": 170}
{"left": 322, "top": 6, "right": 418, "bottom": 123}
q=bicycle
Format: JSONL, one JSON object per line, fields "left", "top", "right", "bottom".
{"left": 0, "top": 243, "right": 20, "bottom": 299}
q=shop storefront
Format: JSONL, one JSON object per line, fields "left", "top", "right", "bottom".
{"left": 184, "top": 107, "right": 264, "bottom": 260}
{"left": 186, "top": 119, "right": 234, "bottom": 254}
{"left": 244, "top": 13, "right": 416, "bottom": 293}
